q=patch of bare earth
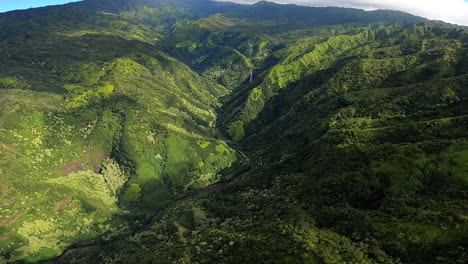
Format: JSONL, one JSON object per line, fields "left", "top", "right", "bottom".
{"left": 84, "top": 145, "right": 105, "bottom": 173}
{"left": 54, "top": 197, "right": 74, "bottom": 212}
{"left": 0, "top": 211, "right": 27, "bottom": 227}
{"left": 62, "top": 159, "right": 86, "bottom": 175}
{"left": 0, "top": 198, "right": 16, "bottom": 207}
{"left": 0, "top": 235, "right": 12, "bottom": 241}
{"left": 61, "top": 146, "right": 106, "bottom": 175}
{"left": 0, "top": 187, "right": 11, "bottom": 199}
{"left": 2, "top": 143, "right": 33, "bottom": 163}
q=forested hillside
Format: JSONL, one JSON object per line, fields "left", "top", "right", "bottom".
{"left": 0, "top": 1, "right": 466, "bottom": 263}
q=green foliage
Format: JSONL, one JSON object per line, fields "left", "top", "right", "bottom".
{"left": 64, "top": 83, "right": 115, "bottom": 109}
{"left": 102, "top": 158, "right": 128, "bottom": 196}
{"left": 197, "top": 140, "right": 211, "bottom": 149}
{"left": 227, "top": 121, "right": 245, "bottom": 142}
{"left": 250, "top": 87, "right": 263, "bottom": 101}
{"left": 0, "top": 0, "right": 467, "bottom": 263}
{"left": 215, "top": 144, "right": 229, "bottom": 154}
{"left": 122, "top": 184, "right": 141, "bottom": 202}
{"left": 0, "top": 1, "right": 244, "bottom": 262}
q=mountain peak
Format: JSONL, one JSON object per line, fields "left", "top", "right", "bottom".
{"left": 253, "top": 1, "right": 278, "bottom": 5}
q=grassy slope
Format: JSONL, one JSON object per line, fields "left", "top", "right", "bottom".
{"left": 63, "top": 16, "right": 468, "bottom": 264}
{"left": 0, "top": 2, "right": 246, "bottom": 263}
{"left": 0, "top": 1, "right": 466, "bottom": 263}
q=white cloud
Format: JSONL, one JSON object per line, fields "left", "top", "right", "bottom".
{"left": 214, "top": 0, "right": 468, "bottom": 26}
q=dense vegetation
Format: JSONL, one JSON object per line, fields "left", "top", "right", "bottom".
{"left": 0, "top": 0, "right": 466, "bottom": 263}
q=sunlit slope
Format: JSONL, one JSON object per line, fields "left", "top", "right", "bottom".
{"left": 0, "top": 7, "right": 244, "bottom": 264}
{"left": 0, "top": 0, "right": 466, "bottom": 263}
{"left": 221, "top": 24, "right": 468, "bottom": 143}
{"left": 76, "top": 21, "right": 468, "bottom": 264}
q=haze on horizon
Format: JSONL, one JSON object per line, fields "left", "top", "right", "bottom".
{"left": 218, "top": 0, "right": 468, "bottom": 26}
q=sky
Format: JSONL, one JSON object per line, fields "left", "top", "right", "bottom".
{"left": 218, "top": 0, "right": 468, "bottom": 26}
{"left": 0, "top": 0, "right": 82, "bottom": 13}
{"left": 0, "top": 0, "right": 467, "bottom": 26}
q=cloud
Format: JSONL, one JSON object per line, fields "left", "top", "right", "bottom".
{"left": 214, "top": 0, "right": 468, "bottom": 26}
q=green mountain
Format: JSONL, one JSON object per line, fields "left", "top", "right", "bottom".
{"left": 0, "top": 1, "right": 466, "bottom": 263}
